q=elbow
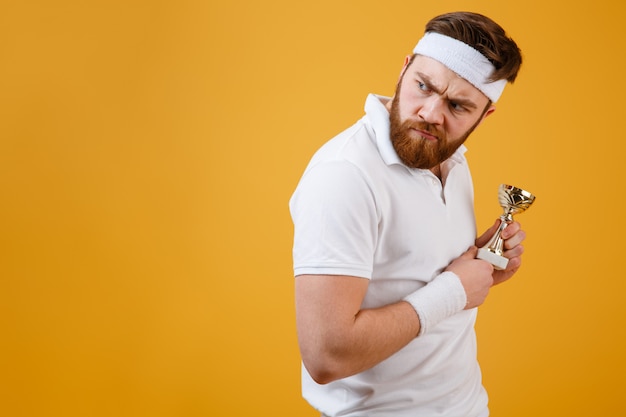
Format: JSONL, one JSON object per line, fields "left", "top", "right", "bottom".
{"left": 302, "top": 357, "right": 341, "bottom": 385}
{"left": 300, "top": 346, "right": 349, "bottom": 385}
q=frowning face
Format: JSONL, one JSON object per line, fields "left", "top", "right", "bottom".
{"left": 389, "top": 55, "right": 495, "bottom": 169}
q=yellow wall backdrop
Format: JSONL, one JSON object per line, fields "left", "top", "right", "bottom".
{"left": 1, "top": 1, "right": 624, "bottom": 416}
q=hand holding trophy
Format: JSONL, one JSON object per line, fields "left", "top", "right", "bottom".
{"left": 476, "top": 184, "right": 536, "bottom": 270}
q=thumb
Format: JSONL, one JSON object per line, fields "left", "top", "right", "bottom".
{"left": 461, "top": 245, "right": 479, "bottom": 259}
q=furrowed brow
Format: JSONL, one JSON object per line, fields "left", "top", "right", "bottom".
{"left": 416, "top": 71, "right": 479, "bottom": 110}
{"left": 416, "top": 71, "right": 444, "bottom": 95}
{"left": 449, "top": 96, "right": 478, "bottom": 110}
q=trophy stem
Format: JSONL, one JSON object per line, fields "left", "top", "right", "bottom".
{"left": 482, "top": 216, "right": 510, "bottom": 256}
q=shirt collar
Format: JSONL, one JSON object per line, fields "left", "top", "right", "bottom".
{"left": 364, "top": 93, "right": 467, "bottom": 169}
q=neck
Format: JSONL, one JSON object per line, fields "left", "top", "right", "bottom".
{"left": 430, "top": 164, "right": 442, "bottom": 179}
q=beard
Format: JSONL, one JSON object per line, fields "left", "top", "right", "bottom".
{"left": 389, "top": 91, "right": 485, "bottom": 170}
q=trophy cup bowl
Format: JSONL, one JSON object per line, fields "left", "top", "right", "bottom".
{"left": 476, "top": 184, "right": 536, "bottom": 270}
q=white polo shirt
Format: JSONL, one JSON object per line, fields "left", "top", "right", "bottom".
{"left": 290, "top": 94, "right": 488, "bottom": 417}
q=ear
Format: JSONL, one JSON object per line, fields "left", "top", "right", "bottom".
{"left": 388, "top": 55, "right": 413, "bottom": 111}
{"left": 398, "top": 55, "right": 412, "bottom": 81}
{"left": 477, "top": 105, "right": 496, "bottom": 127}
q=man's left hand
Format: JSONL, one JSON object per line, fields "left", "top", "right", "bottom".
{"left": 476, "top": 219, "right": 526, "bottom": 285}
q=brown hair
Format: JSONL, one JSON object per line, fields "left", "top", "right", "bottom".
{"left": 424, "top": 11, "right": 522, "bottom": 83}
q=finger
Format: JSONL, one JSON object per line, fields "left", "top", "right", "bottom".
{"left": 504, "top": 244, "right": 524, "bottom": 259}
{"left": 504, "top": 230, "right": 526, "bottom": 250}
{"left": 501, "top": 221, "right": 520, "bottom": 240}
{"left": 501, "top": 256, "right": 522, "bottom": 277}
{"left": 506, "top": 255, "right": 522, "bottom": 271}
{"left": 463, "top": 245, "right": 479, "bottom": 258}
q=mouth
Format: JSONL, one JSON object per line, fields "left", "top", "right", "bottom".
{"left": 411, "top": 128, "right": 439, "bottom": 142}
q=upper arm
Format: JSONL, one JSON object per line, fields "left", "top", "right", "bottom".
{"left": 295, "top": 274, "right": 369, "bottom": 362}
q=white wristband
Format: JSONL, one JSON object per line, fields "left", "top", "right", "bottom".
{"left": 403, "top": 272, "right": 467, "bottom": 336}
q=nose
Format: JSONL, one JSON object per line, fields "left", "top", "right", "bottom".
{"left": 417, "top": 95, "right": 445, "bottom": 125}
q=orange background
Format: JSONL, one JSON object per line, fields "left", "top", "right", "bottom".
{"left": 1, "top": 1, "right": 625, "bottom": 416}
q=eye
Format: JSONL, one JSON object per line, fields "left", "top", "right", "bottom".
{"left": 417, "top": 81, "right": 428, "bottom": 91}
{"left": 449, "top": 101, "right": 466, "bottom": 113}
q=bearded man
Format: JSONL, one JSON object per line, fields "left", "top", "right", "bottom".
{"left": 289, "top": 11, "right": 525, "bottom": 417}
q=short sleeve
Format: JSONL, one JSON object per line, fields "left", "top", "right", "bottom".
{"left": 289, "top": 160, "right": 378, "bottom": 278}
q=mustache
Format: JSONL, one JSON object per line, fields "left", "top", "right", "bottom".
{"left": 403, "top": 120, "right": 442, "bottom": 138}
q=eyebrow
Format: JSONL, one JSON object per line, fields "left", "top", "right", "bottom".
{"left": 415, "top": 70, "right": 479, "bottom": 110}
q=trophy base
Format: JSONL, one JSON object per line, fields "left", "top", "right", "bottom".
{"left": 476, "top": 248, "right": 509, "bottom": 270}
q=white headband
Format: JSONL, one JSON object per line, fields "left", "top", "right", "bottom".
{"left": 413, "top": 32, "right": 507, "bottom": 102}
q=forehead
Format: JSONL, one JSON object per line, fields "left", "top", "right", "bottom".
{"left": 404, "top": 55, "right": 489, "bottom": 103}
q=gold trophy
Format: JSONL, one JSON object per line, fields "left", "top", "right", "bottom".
{"left": 476, "top": 184, "right": 536, "bottom": 270}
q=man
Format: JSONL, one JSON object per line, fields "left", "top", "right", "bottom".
{"left": 289, "top": 11, "right": 525, "bottom": 417}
